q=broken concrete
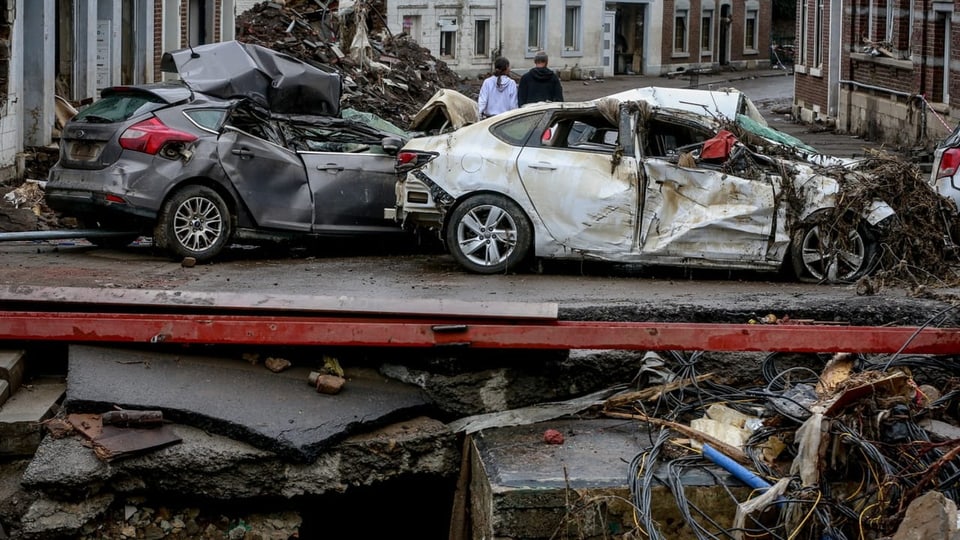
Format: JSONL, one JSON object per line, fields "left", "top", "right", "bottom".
{"left": 0, "top": 380, "right": 65, "bottom": 457}
{"left": 64, "top": 345, "right": 430, "bottom": 461}
{"left": 892, "top": 490, "right": 960, "bottom": 540}
{"left": 0, "top": 350, "right": 24, "bottom": 393}
{"left": 464, "top": 418, "right": 747, "bottom": 539}
{"left": 18, "top": 493, "right": 113, "bottom": 539}
{"left": 22, "top": 417, "right": 457, "bottom": 501}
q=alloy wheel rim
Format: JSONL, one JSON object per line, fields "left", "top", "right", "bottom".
{"left": 799, "top": 225, "right": 866, "bottom": 281}
{"left": 456, "top": 204, "right": 518, "bottom": 267}
{"left": 173, "top": 196, "right": 223, "bottom": 252}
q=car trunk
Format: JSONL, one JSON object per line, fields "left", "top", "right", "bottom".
{"left": 58, "top": 85, "right": 191, "bottom": 170}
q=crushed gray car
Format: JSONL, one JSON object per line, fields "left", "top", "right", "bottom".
{"left": 46, "top": 41, "right": 406, "bottom": 262}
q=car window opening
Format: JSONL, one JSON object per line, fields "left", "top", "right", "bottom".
{"left": 538, "top": 112, "right": 619, "bottom": 153}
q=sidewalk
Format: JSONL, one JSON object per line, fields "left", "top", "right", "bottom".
{"left": 561, "top": 65, "right": 792, "bottom": 102}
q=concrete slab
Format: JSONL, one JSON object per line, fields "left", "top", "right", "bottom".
{"left": 0, "top": 379, "right": 8, "bottom": 407}
{"left": 0, "top": 349, "right": 25, "bottom": 393}
{"left": 467, "top": 418, "right": 747, "bottom": 539}
{"left": 64, "top": 345, "right": 431, "bottom": 462}
{"left": 0, "top": 381, "right": 65, "bottom": 457}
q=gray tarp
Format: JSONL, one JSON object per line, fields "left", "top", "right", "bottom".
{"left": 160, "top": 41, "right": 342, "bottom": 116}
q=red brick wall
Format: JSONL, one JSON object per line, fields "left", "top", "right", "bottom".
{"left": 180, "top": 1, "right": 188, "bottom": 48}
{"left": 154, "top": 1, "right": 163, "bottom": 82}
{"left": 661, "top": 1, "right": 772, "bottom": 70}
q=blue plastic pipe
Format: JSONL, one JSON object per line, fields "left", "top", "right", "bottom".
{"left": 701, "top": 443, "right": 771, "bottom": 492}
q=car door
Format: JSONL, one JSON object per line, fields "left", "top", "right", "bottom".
{"left": 300, "top": 150, "right": 399, "bottom": 233}
{"left": 637, "top": 115, "right": 781, "bottom": 263}
{"left": 515, "top": 109, "right": 641, "bottom": 254}
{"left": 217, "top": 128, "right": 313, "bottom": 231}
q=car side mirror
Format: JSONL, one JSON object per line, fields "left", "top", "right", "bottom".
{"left": 381, "top": 136, "right": 402, "bottom": 156}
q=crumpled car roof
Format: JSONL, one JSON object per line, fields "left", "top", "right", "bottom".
{"left": 604, "top": 86, "right": 768, "bottom": 126}
{"left": 160, "top": 40, "right": 342, "bottom": 117}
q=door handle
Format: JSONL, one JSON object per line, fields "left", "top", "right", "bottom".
{"left": 231, "top": 147, "right": 254, "bottom": 159}
{"left": 527, "top": 163, "right": 557, "bottom": 171}
{"left": 317, "top": 164, "right": 344, "bottom": 172}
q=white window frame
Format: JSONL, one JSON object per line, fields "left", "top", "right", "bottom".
{"left": 701, "top": 9, "right": 713, "bottom": 54}
{"left": 744, "top": 9, "right": 759, "bottom": 52}
{"left": 799, "top": 0, "right": 809, "bottom": 67}
{"left": 885, "top": 0, "right": 895, "bottom": 42}
{"left": 440, "top": 28, "right": 457, "bottom": 59}
{"left": 867, "top": 0, "right": 876, "bottom": 41}
{"left": 475, "top": 18, "right": 491, "bottom": 57}
{"left": 401, "top": 14, "right": 421, "bottom": 38}
{"left": 674, "top": 9, "right": 689, "bottom": 55}
{"left": 907, "top": 0, "right": 914, "bottom": 57}
{"left": 527, "top": 2, "right": 546, "bottom": 54}
{"left": 814, "top": 0, "right": 824, "bottom": 68}
{"left": 563, "top": 0, "right": 582, "bottom": 55}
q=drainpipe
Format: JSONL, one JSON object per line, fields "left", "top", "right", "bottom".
{"left": 497, "top": 0, "right": 502, "bottom": 59}
{"left": 838, "top": 78, "right": 914, "bottom": 98}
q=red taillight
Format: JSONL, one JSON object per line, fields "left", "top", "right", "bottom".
{"left": 119, "top": 117, "right": 197, "bottom": 155}
{"left": 937, "top": 148, "right": 960, "bottom": 179}
{"left": 396, "top": 151, "right": 421, "bottom": 165}
{"left": 396, "top": 151, "right": 436, "bottom": 171}
{"left": 104, "top": 194, "right": 126, "bottom": 204}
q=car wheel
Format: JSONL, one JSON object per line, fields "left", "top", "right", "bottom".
{"left": 791, "top": 219, "right": 878, "bottom": 283}
{"left": 445, "top": 194, "right": 532, "bottom": 274}
{"left": 155, "top": 185, "right": 232, "bottom": 263}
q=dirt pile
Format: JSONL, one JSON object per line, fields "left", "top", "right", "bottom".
{"left": 236, "top": 0, "right": 465, "bottom": 128}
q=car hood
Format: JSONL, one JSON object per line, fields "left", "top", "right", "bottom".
{"left": 160, "top": 40, "right": 341, "bottom": 116}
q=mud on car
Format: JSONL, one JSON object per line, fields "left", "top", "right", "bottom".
{"left": 46, "top": 41, "right": 406, "bottom": 262}
{"left": 395, "top": 87, "right": 899, "bottom": 283}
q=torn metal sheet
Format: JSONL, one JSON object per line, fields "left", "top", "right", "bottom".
{"left": 160, "top": 40, "right": 341, "bottom": 116}
{"left": 92, "top": 425, "right": 181, "bottom": 462}
{"left": 66, "top": 412, "right": 180, "bottom": 462}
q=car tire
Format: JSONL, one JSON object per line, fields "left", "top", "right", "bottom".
{"left": 791, "top": 217, "right": 878, "bottom": 284}
{"left": 155, "top": 185, "right": 232, "bottom": 263}
{"left": 445, "top": 194, "right": 532, "bottom": 274}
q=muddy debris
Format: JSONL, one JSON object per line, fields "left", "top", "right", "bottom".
{"left": 235, "top": 0, "right": 465, "bottom": 129}
{"left": 599, "top": 350, "right": 960, "bottom": 539}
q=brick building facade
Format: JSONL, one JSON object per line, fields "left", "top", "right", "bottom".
{"left": 794, "top": 0, "right": 960, "bottom": 150}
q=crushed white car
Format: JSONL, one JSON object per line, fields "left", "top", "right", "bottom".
{"left": 395, "top": 87, "right": 895, "bottom": 283}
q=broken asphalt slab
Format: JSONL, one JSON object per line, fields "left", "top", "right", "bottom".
{"left": 21, "top": 418, "right": 457, "bottom": 501}
{"left": 63, "top": 345, "right": 431, "bottom": 461}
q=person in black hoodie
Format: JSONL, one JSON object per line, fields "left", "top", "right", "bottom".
{"left": 518, "top": 51, "right": 564, "bottom": 106}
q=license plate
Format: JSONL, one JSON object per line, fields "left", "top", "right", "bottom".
{"left": 68, "top": 141, "right": 103, "bottom": 161}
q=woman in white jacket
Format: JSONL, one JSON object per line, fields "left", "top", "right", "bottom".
{"left": 477, "top": 57, "right": 518, "bottom": 119}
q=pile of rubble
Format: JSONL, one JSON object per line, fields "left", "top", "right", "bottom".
{"left": 236, "top": 0, "right": 465, "bottom": 128}
{"left": 596, "top": 349, "right": 960, "bottom": 538}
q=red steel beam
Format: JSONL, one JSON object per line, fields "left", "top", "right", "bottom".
{"left": 2, "top": 311, "right": 960, "bottom": 354}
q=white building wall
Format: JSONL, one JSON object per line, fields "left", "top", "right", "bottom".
{"left": 382, "top": 1, "right": 614, "bottom": 79}
{"left": 235, "top": 0, "right": 259, "bottom": 15}
{"left": 500, "top": 0, "right": 605, "bottom": 79}
{"left": 0, "top": 0, "right": 23, "bottom": 180}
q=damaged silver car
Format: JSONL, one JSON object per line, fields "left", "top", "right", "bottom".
{"left": 395, "top": 87, "right": 896, "bottom": 283}
{"left": 46, "top": 41, "right": 406, "bottom": 262}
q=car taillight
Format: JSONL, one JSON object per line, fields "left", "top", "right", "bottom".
{"left": 396, "top": 150, "right": 437, "bottom": 171}
{"left": 119, "top": 117, "right": 197, "bottom": 156}
{"left": 937, "top": 148, "right": 960, "bottom": 179}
